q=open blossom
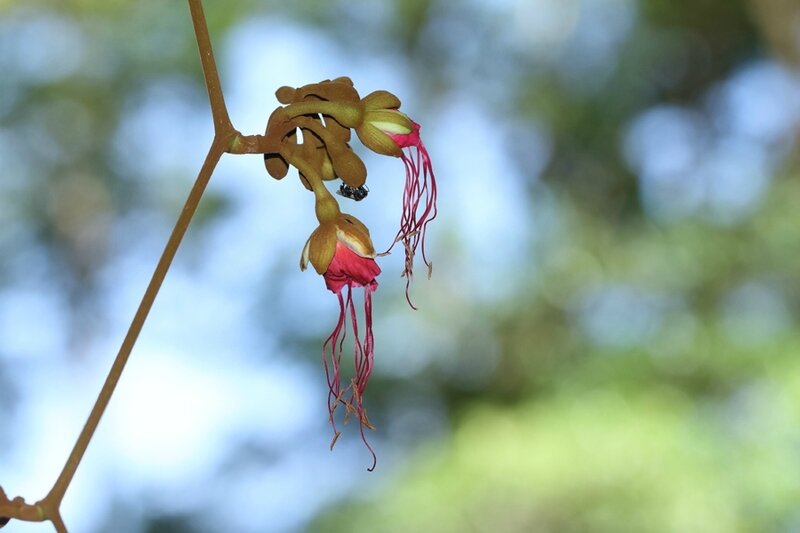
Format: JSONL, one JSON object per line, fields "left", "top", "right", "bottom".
{"left": 301, "top": 212, "right": 381, "bottom": 470}
{"left": 357, "top": 92, "right": 438, "bottom": 308}
{"left": 267, "top": 80, "right": 439, "bottom": 470}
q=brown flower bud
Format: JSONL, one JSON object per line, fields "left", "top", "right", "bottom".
{"left": 275, "top": 85, "right": 297, "bottom": 104}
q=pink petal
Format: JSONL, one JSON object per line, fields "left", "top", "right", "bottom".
{"left": 324, "top": 242, "right": 381, "bottom": 293}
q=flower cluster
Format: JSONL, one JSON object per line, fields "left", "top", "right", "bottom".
{"left": 263, "top": 77, "right": 437, "bottom": 470}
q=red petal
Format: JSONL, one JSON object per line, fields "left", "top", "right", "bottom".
{"left": 324, "top": 242, "right": 381, "bottom": 293}
{"left": 389, "top": 120, "right": 421, "bottom": 149}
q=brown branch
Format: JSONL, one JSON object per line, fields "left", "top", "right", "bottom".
{"left": 47, "top": 136, "right": 227, "bottom": 503}
{"left": 0, "top": 1, "right": 239, "bottom": 531}
{"left": 188, "top": 0, "right": 234, "bottom": 135}
{"left": 229, "top": 133, "right": 279, "bottom": 154}
{"left": 0, "top": 137, "right": 228, "bottom": 533}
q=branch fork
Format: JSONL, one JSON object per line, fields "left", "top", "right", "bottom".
{"left": 0, "top": 2, "right": 265, "bottom": 530}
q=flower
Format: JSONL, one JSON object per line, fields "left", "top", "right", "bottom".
{"left": 273, "top": 88, "right": 437, "bottom": 308}
{"left": 355, "top": 90, "right": 413, "bottom": 156}
{"left": 385, "top": 121, "right": 438, "bottom": 309}
{"left": 351, "top": 92, "right": 438, "bottom": 307}
{"left": 301, "top": 212, "right": 381, "bottom": 470}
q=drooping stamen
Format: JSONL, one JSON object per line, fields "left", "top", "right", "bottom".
{"left": 350, "top": 283, "right": 377, "bottom": 471}
{"left": 385, "top": 124, "right": 438, "bottom": 308}
{"left": 322, "top": 291, "right": 347, "bottom": 446}
{"left": 322, "top": 283, "right": 378, "bottom": 470}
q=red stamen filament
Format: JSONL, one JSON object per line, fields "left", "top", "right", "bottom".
{"left": 321, "top": 284, "right": 378, "bottom": 470}
{"left": 384, "top": 141, "right": 438, "bottom": 308}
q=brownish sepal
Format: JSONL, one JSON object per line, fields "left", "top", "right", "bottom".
{"left": 321, "top": 114, "right": 352, "bottom": 143}
{"left": 301, "top": 79, "right": 359, "bottom": 142}
{"left": 320, "top": 147, "right": 337, "bottom": 182}
{"left": 275, "top": 86, "right": 297, "bottom": 104}
{"left": 267, "top": 77, "right": 381, "bottom": 188}
{"left": 293, "top": 116, "right": 366, "bottom": 187}
{"left": 282, "top": 79, "right": 360, "bottom": 143}
{"left": 296, "top": 79, "right": 360, "bottom": 103}
{"left": 300, "top": 117, "right": 327, "bottom": 149}
{"left": 263, "top": 108, "right": 297, "bottom": 179}
{"left": 264, "top": 153, "right": 289, "bottom": 179}
{"left": 328, "top": 144, "right": 367, "bottom": 188}
{"left": 293, "top": 142, "right": 325, "bottom": 191}
{"left": 332, "top": 76, "right": 354, "bottom": 86}
{"left": 297, "top": 172, "right": 313, "bottom": 191}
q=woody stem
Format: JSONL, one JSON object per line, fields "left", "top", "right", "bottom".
{"left": 279, "top": 147, "right": 341, "bottom": 221}
{"left": 188, "top": 0, "right": 234, "bottom": 134}
{"left": 37, "top": 1, "right": 232, "bottom": 528}
{"left": 44, "top": 136, "right": 227, "bottom": 512}
{"left": 282, "top": 100, "right": 361, "bottom": 127}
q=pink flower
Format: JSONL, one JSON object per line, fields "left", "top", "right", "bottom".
{"left": 385, "top": 120, "right": 438, "bottom": 308}
{"left": 301, "top": 213, "right": 381, "bottom": 470}
{"left": 323, "top": 241, "right": 380, "bottom": 293}
{"left": 353, "top": 92, "right": 438, "bottom": 307}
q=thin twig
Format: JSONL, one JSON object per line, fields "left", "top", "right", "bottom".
{"left": 188, "top": 0, "right": 234, "bottom": 134}
{"left": 0, "top": 1, "right": 237, "bottom": 530}
{"left": 44, "top": 137, "right": 227, "bottom": 508}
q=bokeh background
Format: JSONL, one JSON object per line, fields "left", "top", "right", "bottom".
{"left": 2, "top": 0, "right": 800, "bottom": 531}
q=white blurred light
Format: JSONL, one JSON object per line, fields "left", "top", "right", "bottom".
{"left": 106, "top": 349, "right": 317, "bottom": 486}
{"left": 624, "top": 106, "right": 707, "bottom": 179}
{"left": 436, "top": 93, "right": 535, "bottom": 301}
{"left": 112, "top": 79, "right": 212, "bottom": 183}
{"left": 508, "top": 0, "right": 580, "bottom": 58}
{"left": 559, "top": 0, "right": 637, "bottom": 91}
{"left": 711, "top": 61, "right": 800, "bottom": 146}
{"left": 576, "top": 285, "right": 672, "bottom": 348}
{"left": 624, "top": 91, "right": 778, "bottom": 223}
{"left": 0, "top": 287, "right": 67, "bottom": 361}
{"left": 0, "top": 10, "right": 86, "bottom": 83}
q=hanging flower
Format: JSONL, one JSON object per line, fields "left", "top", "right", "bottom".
{"left": 301, "top": 212, "right": 381, "bottom": 470}
{"left": 354, "top": 91, "right": 411, "bottom": 156}
{"left": 356, "top": 93, "right": 438, "bottom": 308}
{"left": 386, "top": 120, "right": 437, "bottom": 308}
{"left": 265, "top": 80, "right": 440, "bottom": 469}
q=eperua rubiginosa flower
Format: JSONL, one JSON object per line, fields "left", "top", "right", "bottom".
{"left": 262, "top": 77, "right": 437, "bottom": 470}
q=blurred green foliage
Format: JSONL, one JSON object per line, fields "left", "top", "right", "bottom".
{"left": 314, "top": 176, "right": 800, "bottom": 531}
